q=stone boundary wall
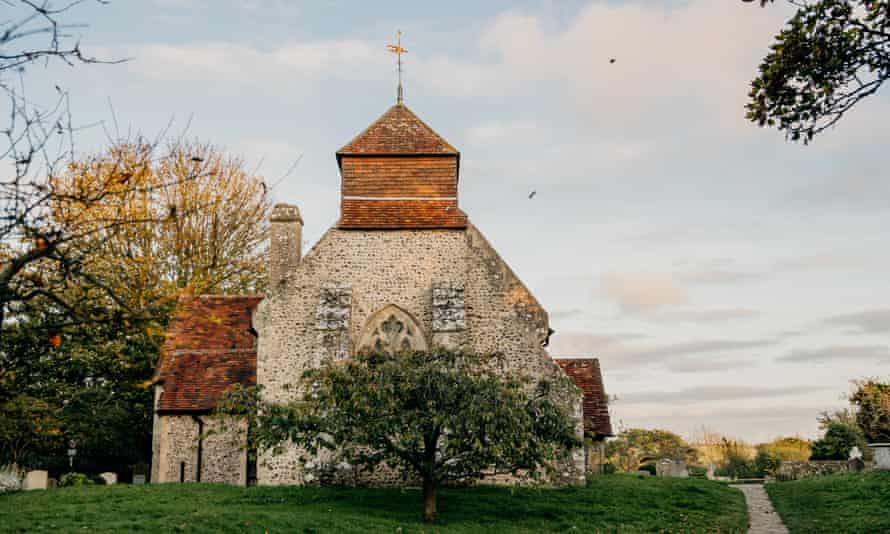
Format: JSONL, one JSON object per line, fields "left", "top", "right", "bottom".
{"left": 775, "top": 460, "right": 873, "bottom": 481}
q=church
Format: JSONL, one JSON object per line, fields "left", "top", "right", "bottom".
{"left": 149, "top": 98, "right": 612, "bottom": 486}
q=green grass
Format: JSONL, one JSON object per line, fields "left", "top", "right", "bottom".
{"left": 766, "top": 471, "right": 890, "bottom": 534}
{"left": 0, "top": 475, "right": 746, "bottom": 533}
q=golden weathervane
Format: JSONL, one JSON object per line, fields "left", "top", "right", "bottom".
{"left": 387, "top": 30, "right": 408, "bottom": 104}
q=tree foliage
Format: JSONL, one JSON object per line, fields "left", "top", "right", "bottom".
{"left": 850, "top": 379, "right": 890, "bottom": 443}
{"left": 810, "top": 421, "right": 867, "bottom": 459}
{"left": 0, "top": 309, "right": 160, "bottom": 469}
{"left": 605, "top": 428, "right": 696, "bottom": 472}
{"left": 216, "top": 349, "right": 581, "bottom": 523}
{"left": 54, "top": 140, "right": 271, "bottom": 313}
{"left": 745, "top": 0, "right": 890, "bottom": 142}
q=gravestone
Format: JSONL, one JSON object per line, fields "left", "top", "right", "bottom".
{"left": 23, "top": 470, "right": 48, "bottom": 491}
{"left": 132, "top": 474, "right": 146, "bottom": 485}
{"left": 656, "top": 459, "right": 689, "bottom": 478}
{"left": 706, "top": 464, "right": 716, "bottom": 480}
{"left": 869, "top": 443, "right": 890, "bottom": 470}
{"left": 100, "top": 472, "right": 117, "bottom": 485}
{"left": 635, "top": 470, "right": 651, "bottom": 477}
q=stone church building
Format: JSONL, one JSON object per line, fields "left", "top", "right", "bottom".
{"left": 150, "top": 102, "right": 612, "bottom": 486}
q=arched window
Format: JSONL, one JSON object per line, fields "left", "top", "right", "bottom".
{"left": 357, "top": 305, "right": 428, "bottom": 354}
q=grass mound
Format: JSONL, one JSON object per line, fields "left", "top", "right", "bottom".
{"left": 767, "top": 471, "right": 890, "bottom": 534}
{"left": 0, "top": 474, "right": 746, "bottom": 533}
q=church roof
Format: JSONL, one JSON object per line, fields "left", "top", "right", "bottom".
{"left": 554, "top": 358, "right": 614, "bottom": 439}
{"left": 154, "top": 295, "right": 262, "bottom": 413}
{"left": 337, "top": 103, "right": 458, "bottom": 159}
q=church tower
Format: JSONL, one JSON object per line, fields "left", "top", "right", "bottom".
{"left": 336, "top": 104, "right": 468, "bottom": 229}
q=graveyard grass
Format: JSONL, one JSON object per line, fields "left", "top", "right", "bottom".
{"left": 766, "top": 471, "right": 890, "bottom": 534}
{"left": 0, "top": 474, "right": 747, "bottom": 533}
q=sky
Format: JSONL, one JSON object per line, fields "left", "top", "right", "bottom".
{"left": 6, "top": 0, "right": 890, "bottom": 443}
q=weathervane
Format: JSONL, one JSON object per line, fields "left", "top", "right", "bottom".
{"left": 386, "top": 30, "right": 408, "bottom": 104}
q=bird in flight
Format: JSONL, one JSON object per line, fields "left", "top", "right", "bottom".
{"left": 609, "top": 58, "right": 616, "bottom": 64}
{"left": 528, "top": 190, "right": 537, "bottom": 199}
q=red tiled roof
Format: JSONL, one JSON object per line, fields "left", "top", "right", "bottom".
{"left": 554, "top": 358, "right": 614, "bottom": 438}
{"left": 154, "top": 295, "right": 262, "bottom": 413}
{"left": 340, "top": 198, "right": 468, "bottom": 229}
{"left": 337, "top": 104, "right": 458, "bottom": 157}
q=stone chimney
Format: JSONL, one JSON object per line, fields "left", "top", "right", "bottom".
{"left": 269, "top": 203, "right": 302, "bottom": 287}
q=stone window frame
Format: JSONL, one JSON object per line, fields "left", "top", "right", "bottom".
{"left": 356, "top": 304, "right": 428, "bottom": 354}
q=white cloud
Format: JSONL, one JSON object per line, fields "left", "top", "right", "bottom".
{"left": 779, "top": 345, "right": 890, "bottom": 364}
{"left": 823, "top": 309, "right": 890, "bottom": 334}
{"left": 599, "top": 272, "right": 686, "bottom": 314}
{"left": 132, "top": 39, "right": 386, "bottom": 83}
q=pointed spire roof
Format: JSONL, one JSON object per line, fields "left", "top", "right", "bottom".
{"left": 337, "top": 103, "right": 458, "bottom": 161}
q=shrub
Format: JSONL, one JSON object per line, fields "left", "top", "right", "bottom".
{"left": 810, "top": 422, "right": 866, "bottom": 460}
{"left": 59, "top": 472, "right": 93, "bottom": 487}
{"left": 754, "top": 450, "right": 781, "bottom": 476}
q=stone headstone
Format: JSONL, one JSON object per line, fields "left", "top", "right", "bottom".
{"left": 656, "top": 459, "right": 689, "bottom": 478}
{"left": 706, "top": 464, "right": 716, "bottom": 480}
{"left": 47, "top": 478, "right": 57, "bottom": 489}
{"left": 132, "top": 474, "right": 146, "bottom": 485}
{"left": 635, "top": 470, "right": 651, "bottom": 477}
{"left": 23, "top": 470, "right": 48, "bottom": 491}
{"left": 100, "top": 472, "right": 117, "bottom": 485}
{"left": 848, "top": 457, "right": 866, "bottom": 473}
{"left": 869, "top": 443, "right": 890, "bottom": 470}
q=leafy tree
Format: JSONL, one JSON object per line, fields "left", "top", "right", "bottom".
{"left": 0, "top": 310, "right": 160, "bottom": 469}
{"left": 810, "top": 422, "right": 867, "bottom": 459}
{"left": 745, "top": 0, "right": 890, "bottom": 142}
{"left": 216, "top": 349, "right": 581, "bottom": 523}
{"left": 850, "top": 379, "right": 890, "bottom": 443}
{"left": 605, "top": 428, "right": 696, "bottom": 472}
{"left": 55, "top": 140, "right": 272, "bottom": 313}
{"left": 0, "top": 395, "right": 60, "bottom": 466}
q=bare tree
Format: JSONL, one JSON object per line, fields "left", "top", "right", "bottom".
{"left": 0, "top": 1, "right": 194, "bottom": 329}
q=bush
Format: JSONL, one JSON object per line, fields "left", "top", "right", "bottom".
{"left": 59, "top": 472, "right": 93, "bottom": 487}
{"left": 754, "top": 450, "right": 781, "bottom": 476}
{"left": 811, "top": 422, "right": 866, "bottom": 460}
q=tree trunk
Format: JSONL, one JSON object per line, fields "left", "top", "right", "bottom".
{"left": 422, "top": 475, "right": 437, "bottom": 523}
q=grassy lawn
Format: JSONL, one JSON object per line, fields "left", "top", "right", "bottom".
{"left": 767, "top": 471, "right": 890, "bottom": 534}
{"left": 0, "top": 475, "right": 746, "bottom": 533}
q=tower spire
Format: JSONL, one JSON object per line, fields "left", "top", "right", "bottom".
{"left": 386, "top": 31, "right": 408, "bottom": 104}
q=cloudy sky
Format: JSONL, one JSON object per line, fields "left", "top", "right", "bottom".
{"left": 11, "top": 0, "right": 890, "bottom": 443}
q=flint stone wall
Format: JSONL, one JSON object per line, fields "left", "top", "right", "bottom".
{"left": 775, "top": 460, "right": 873, "bottom": 481}
{"left": 151, "top": 414, "right": 247, "bottom": 485}
{"left": 254, "top": 225, "right": 585, "bottom": 486}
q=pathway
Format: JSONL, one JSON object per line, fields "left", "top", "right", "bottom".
{"left": 730, "top": 484, "right": 789, "bottom": 534}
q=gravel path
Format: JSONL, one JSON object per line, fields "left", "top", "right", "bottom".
{"left": 730, "top": 484, "right": 789, "bottom": 534}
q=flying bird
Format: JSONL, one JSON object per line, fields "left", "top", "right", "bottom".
{"left": 528, "top": 190, "right": 536, "bottom": 199}
{"left": 609, "top": 58, "right": 616, "bottom": 64}
{"left": 190, "top": 156, "right": 204, "bottom": 163}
